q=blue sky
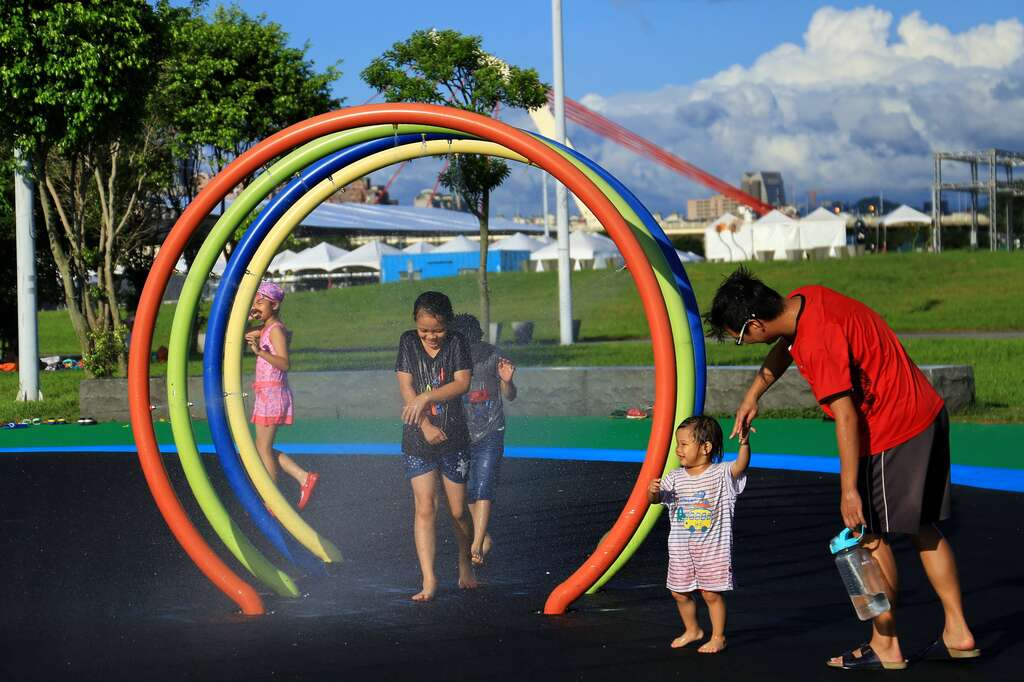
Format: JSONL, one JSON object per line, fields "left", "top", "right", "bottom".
{"left": 226, "top": 1, "right": 1024, "bottom": 215}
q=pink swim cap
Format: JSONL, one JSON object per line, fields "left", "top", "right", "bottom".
{"left": 256, "top": 281, "right": 284, "bottom": 302}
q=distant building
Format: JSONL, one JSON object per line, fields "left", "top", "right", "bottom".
{"left": 327, "top": 177, "right": 396, "bottom": 205}
{"left": 413, "top": 188, "right": 468, "bottom": 212}
{"left": 687, "top": 194, "right": 742, "bottom": 221}
{"left": 741, "top": 171, "right": 786, "bottom": 207}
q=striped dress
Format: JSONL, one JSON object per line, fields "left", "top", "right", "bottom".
{"left": 660, "top": 462, "right": 746, "bottom": 593}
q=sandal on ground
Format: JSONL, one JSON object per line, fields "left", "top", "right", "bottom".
{"left": 826, "top": 644, "right": 908, "bottom": 670}
{"left": 471, "top": 550, "right": 484, "bottom": 567}
{"left": 916, "top": 638, "right": 981, "bottom": 662}
{"left": 297, "top": 472, "right": 319, "bottom": 510}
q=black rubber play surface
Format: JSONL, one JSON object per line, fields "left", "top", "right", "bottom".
{"left": 1, "top": 452, "right": 1020, "bottom": 681}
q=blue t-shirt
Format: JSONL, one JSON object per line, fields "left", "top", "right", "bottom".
{"left": 395, "top": 329, "right": 472, "bottom": 457}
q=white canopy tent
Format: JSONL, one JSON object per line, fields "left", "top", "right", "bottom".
{"left": 676, "top": 250, "right": 705, "bottom": 263}
{"left": 703, "top": 213, "right": 755, "bottom": 262}
{"left": 333, "top": 239, "right": 403, "bottom": 271}
{"left": 799, "top": 207, "right": 848, "bottom": 258}
{"left": 402, "top": 242, "right": 434, "bottom": 254}
{"left": 491, "top": 232, "right": 547, "bottom": 253}
{"left": 751, "top": 209, "right": 801, "bottom": 261}
{"left": 267, "top": 249, "right": 297, "bottom": 274}
{"left": 530, "top": 230, "right": 623, "bottom": 271}
{"left": 880, "top": 204, "right": 932, "bottom": 227}
{"left": 432, "top": 235, "right": 479, "bottom": 253}
{"left": 278, "top": 242, "right": 349, "bottom": 273}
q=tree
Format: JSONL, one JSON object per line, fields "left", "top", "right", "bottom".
{"left": 362, "top": 29, "right": 548, "bottom": 332}
{"left": 0, "top": 0, "right": 169, "bottom": 374}
{"left": 152, "top": 4, "right": 342, "bottom": 257}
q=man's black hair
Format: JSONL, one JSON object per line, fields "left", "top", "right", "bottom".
{"left": 677, "top": 415, "right": 724, "bottom": 463}
{"left": 703, "top": 265, "right": 785, "bottom": 341}
{"left": 412, "top": 291, "right": 454, "bottom": 324}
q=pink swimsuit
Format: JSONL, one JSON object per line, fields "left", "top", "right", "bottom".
{"left": 250, "top": 321, "right": 293, "bottom": 426}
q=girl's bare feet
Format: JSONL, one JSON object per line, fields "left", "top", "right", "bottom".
{"left": 470, "top": 534, "right": 493, "bottom": 567}
{"left": 698, "top": 635, "right": 727, "bottom": 654}
{"left": 412, "top": 577, "right": 437, "bottom": 602}
{"left": 670, "top": 628, "right": 704, "bottom": 649}
{"left": 458, "top": 561, "right": 479, "bottom": 589}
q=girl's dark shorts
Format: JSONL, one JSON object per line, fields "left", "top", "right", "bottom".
{"left": 403, "top": 449, "right": 470, "bottom": 484}
{"left": 858, "top": 407, "right": 951, "bottom": 536}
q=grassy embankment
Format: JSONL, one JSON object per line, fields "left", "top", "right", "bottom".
{"left": 2, "top": 250, "right": 1022, "bottom": 423}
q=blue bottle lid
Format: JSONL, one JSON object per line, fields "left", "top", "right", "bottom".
{"left": 829, "top": 526, "right": 866, "bottom": 554}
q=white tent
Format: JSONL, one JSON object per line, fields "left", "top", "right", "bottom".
{"left": 530, "top": 230, "right": 623, "bottom": 270}
{"left": 267, "top": 249, "right": 297, "bottom": 274}
{"left": 333, "top": 240, "right": 403, "bottom": 271}
{"left": 402, "top": 242, "right": 435, "bottom": 254}
{"left": 703, "top": 213, "right": 755, "bottom": 262}
{"left": 751, "top": 209, "right": 801, "bottom": 261}
{"left": 433, "top": 235, "right": 479, "bottom": 253}
{"left": 880, "top": 204, "right": 931, "bottom": 227}
{"left": 281, "top": 242, "right": 349, "bottom": 272}
{"left": 491, "top": 232, "right": 546, "bottom": 253}
{"left": 676, "top": 250, "right": 705, "bottom": 263}
{"left": 799, "top": 207, "right": 848, "bottom": 258}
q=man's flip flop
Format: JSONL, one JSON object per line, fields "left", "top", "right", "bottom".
{"left": 916, "top": 638, "right": 981, "bottom": 661}
{"left": 826, "top": 644, "right": 908, "bottom": 670}
{"left": 471, "top": 551, "right": 484, "bottom": 567}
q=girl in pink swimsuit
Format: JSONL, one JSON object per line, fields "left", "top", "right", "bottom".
{"left": 246, "top": 281, "right": 319, "bottom": 509}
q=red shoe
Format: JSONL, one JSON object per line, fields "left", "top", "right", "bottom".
{"left": 298, "top": 472, "right": 319, "bottom": 510}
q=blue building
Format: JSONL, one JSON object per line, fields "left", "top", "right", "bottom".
{"left": 380, "top": 250, "right": 531, "bottom": 283}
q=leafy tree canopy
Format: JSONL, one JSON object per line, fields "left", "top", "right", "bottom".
{"left": 0, "top": 0, "right": 164, "bottom": 167}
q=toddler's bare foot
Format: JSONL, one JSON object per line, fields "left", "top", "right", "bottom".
{"left": 698, "top": 635, "right": 727, "bottom": 654}
{"left": 411, "top": 577, "right": 437, "bottom": 602}
{"left": 670, "top": 628, "right": 704, "bottom": 649}
{"left": 481, "top": 534, "right": 493, "bottom": 559}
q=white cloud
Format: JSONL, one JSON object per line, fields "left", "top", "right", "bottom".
{"left": 527, "top": 6, "right": 1024, "bottom": 214}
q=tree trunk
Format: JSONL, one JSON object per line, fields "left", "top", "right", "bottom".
{"left": 478, "top": 191, "right": 491, "bottom": 338}
{"left": 36, "top": 178, "right": 91, "bottom": 356}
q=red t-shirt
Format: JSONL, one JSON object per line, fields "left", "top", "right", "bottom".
{"left": 788, "top": 286, "right": 943, "bottom": 455}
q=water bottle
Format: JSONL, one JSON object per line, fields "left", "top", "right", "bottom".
{"left": 829, "top": 526, "right": 891, "bottom": 621}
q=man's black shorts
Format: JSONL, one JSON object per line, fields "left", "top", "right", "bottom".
{"left": 858, "top": 407, "right": 951, "bottom": 535}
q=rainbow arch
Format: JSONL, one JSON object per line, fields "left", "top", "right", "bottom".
{"left": 127, "top": 103, "right": 707, "bottom": 616}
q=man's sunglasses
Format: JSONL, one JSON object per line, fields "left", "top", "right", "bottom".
{"left": 736, "top": 315, "right": 757, "bottom": 346}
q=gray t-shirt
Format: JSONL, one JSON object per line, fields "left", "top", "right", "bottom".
{"left": 463, "top": 342, "right": 506, "bottom": 443}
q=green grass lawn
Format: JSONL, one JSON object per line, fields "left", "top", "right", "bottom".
{"left": 5, "top": 250, "right": 1023, "bottom": 424}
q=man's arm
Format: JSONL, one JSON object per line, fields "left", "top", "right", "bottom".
{"left": 732, "top": 340, "right": 793, "bottom": 437}
{"left": 826, "top": 394, "right": 866, "bottom": 530}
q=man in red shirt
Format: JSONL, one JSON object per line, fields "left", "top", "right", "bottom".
{"left": 705, "top": 267, "right": 978, "bottom": 670}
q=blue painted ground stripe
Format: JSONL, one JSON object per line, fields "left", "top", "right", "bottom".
{"left": 1, "top": 443, "right": 1021, "bottom": 493}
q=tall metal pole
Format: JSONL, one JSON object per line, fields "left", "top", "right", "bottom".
{"left": 552, "top": 0, "right": 573, "bottom": 344}
{"left": 542, "top": 171, "right": 551, "bottom": 239}
{"left": 14, "top": 151, "right": 43, "bottom": 401}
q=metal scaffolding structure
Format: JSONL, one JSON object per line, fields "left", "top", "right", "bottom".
{"left": 932, "top": 149, "right": 1024, "bottom": 252}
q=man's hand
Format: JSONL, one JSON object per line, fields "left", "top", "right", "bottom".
{"left": 402, "top": 393, "right": 431, "bottom": 425}
{"left": 841, "top": 489, "right": 866, "bottom": 530}
{"left": 731, "top": 396, "right": 759, "bottom": 439}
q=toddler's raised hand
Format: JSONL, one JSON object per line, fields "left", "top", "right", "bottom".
{"left": 647, "top": 478, "right": 662, "bottom": 496}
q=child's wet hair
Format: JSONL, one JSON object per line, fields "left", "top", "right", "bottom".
{"left": 412, "top": 291, "right": 454, "bottom": 325}
{"left": 677, "top": 415, "right": 724, "bottom": 463}
{"left": 451, "top": 312, "right": 484, "bottom": 344}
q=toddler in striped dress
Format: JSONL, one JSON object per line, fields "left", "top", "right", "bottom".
{"left": 647, "top": 415, "right": 751, "bottom": 654}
